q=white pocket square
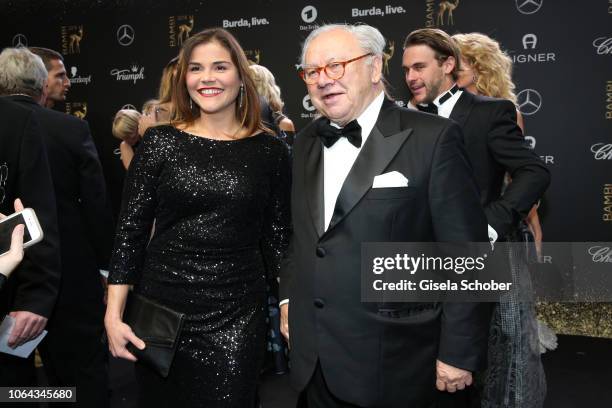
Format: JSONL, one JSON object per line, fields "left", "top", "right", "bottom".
{"left": 372, "top": 171, "right": 409, "bottom": 188}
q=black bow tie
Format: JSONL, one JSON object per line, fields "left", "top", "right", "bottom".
{"left": 317, "top": 119, "right": 362, "bottom": 148}
{"left": 416, "top": 84, "right": 460, "bottom": 116}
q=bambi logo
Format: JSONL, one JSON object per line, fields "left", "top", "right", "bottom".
{"left": 437, "top": 0, "right": 460, "bottom": 26}
{"left": 523, "top": 34, "right": 537, "bottom": 50}
{"left": 169, "top": 15, "right": 194, "bottom": 47}
{"left": 382, "top": 40, "right": 395, "bottom": 75}
{"left": 62, "top": 25, "right": 84, "bottom": 55}
{"left": 66, "top": 102, "right": 88, "bottom": 119}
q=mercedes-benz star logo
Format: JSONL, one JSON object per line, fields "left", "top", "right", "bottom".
{"left": 117, "top": 24, "right": 135, "bottom": 46}
{"left": 516, "top": 0, "right": 543, "bottom": 15}
{"left": 122, "top": 104, "right": 137, "bottom": 111}
{"left": 517, "top": 89, "right": 542, "bottom": 116}
{"left": 12, "top": 34, "right": 28, "bottom": 48}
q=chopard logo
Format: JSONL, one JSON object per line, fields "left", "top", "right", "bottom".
{"left": 588, "top": 246, "right": 612, "bottom": 263}
{"left": 69, "top": 66, "right": 92, "bottom": 85}
{"left": 593, "top": 37, "right": 612, "bottom": 55}
{"left": 591, "top": 143, "right": 612, "bottom": 160}
{"left": 110, "top": 65, "right": 145, "bottom": 83}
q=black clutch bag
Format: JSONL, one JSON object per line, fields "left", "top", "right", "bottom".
{"left": 124, "top": 293, "right": 185, "bottom": 377}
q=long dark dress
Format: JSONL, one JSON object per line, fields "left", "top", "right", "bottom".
{"left": 108, "top": 125, "right": 291, "bottom": 407}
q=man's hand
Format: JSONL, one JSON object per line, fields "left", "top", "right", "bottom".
{"left": 7, "top": 311, "right": 48, "bottom": 348}
{"left": 280, "top": 303, "right": 289, "bottom": 345}
{"left": 435, "top": 359, "right": 472, "bottom": 393}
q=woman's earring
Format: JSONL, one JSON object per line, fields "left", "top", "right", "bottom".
{"left": 190, "top": 98, "right": 193, "bottom": 110}
{"left": 238, "top": 84, "right": 244, "bottom": 109}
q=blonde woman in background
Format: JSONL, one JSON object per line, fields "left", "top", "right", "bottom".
{"left": 249, "top": 64, "right": 295, "bottom": 143}
{"left": 452, "top": 32, "right": 551, "bottom": 408}
{"left": 112, "top": 109, "right": 141, "bottom": 170}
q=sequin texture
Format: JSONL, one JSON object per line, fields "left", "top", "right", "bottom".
{"left": 109, "top": 125, "right": 291, "bottom": 407}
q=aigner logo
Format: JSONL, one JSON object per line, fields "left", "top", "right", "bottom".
{"left": 62, "top": 25, "right": 84, "bottom": 55}
{"left": 517, "top": 89, "right": 542, "bottom": 116}
{"left": 437, "top": 0, "right": 460, "bottom": 26}
{"left": 117, "top": 24, "right": 135, "bottom": 46}
{"left": 522, "top": 33, "right": 537, "bottom": 49}
{"left": 516, "top": 0, "right": 543, "bottom": 15}
{"left": 12, "top": 33, "right": 27, "bottom": 48}
{"left": 169, "top": 15, "right": 194, "bottom": 47}
{"left": 593, "top": 37, "right": 612, "bottom": 55}
{"left": 110, "top": 65, "right": 145, "bottom": 84}
{"left": 524, "top": 136, "right": 536, "bottom": 149}
{"left": 591, "top": 143, "right": 612, "bottom": 160}
{"left": 69, "top": 66, "right": 92, "bottom": 85}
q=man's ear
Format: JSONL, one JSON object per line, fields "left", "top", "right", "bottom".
{"left": 40, "top": 79, "right": 49, "bottom": 106}
{"left": 442, "top": 56, "right": 456, "bottom": 76}
{"left": 371, "top": 55, "right": 383, "bottom": 83}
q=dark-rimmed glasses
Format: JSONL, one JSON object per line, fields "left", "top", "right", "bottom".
{"left": 299, "top": 53, "right": 373, "bottom": 84}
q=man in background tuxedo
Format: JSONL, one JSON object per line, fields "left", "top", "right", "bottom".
{"left": 402, "top": 28, "right": 550, "bottom": 243}
{"left": 0, "top": 97, "right": 60, "bottom": 392}
{"left": 279, "top": 23, "right": 492, "bottom": 407}
{"left": 0, "top": 47, "right": 114, "bottom": 407}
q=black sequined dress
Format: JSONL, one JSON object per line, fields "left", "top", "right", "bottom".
{"left": 108, "top": 125, "right": 291, "bottom": 407}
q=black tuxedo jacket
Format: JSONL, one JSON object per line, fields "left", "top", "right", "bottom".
{"left": 8, "top": 96, "right": 114, "bottom": 333}
{"left": 449, "top": 91, "right": 550, "bottom": 238}
{"left": 280, "top": 99, "right": 491, "bottom": 407}
{"left": 0, "top": 98, "right": 60, "bottom": 318}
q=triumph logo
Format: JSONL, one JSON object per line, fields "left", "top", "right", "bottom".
{"left": 516, "top": 0, "right": 543, "bottom": 15}
{"left": 117, "top": 24, "right": 135, "bottom": 46}
{"left": 69, "top": 66, "right": 92, "bottom": 85}
{"left": 110, "top": 65, "right": 145, "bottom": 84}
{"left": 517, "top": 89, "right": 542, "bottom": 116}
{"left": 169, "top": 15, "right": 194, "bottom": 47}
{"left": 591, "top": 143, "right": 612, "bottom": 160}
{"left": 12, "top": 33, "right": 27, "bottom": 48}
{"left": 522, "top": 34, "right": 537, "bottom": 49}
{"left": 62, "top": 25, "right": 84, "bottom": 55}
{"left": 588, "top": 246, "right": 612, "bottom": 262}
{"left": 66, "top": 102, "right": 88, "bottom": 119}
{"left": 593, "top": 37, "right": 612, "bottom": 55}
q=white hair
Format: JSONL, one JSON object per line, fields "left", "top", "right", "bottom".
{"left": 0, "top": 47, "right": 48, "bottom": 98}
{"left": 300, "top": 23, "right": 386, "bottom": 66}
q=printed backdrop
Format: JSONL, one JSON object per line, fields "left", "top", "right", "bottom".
{"left": 1, "top": 0, "right": 611, "bottom": 243}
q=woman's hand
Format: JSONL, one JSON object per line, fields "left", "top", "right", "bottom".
{"left": 104, "top": 316, "right": 145, "bottom": 362}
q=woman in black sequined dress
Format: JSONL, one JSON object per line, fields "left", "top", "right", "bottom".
{"left": 104, "top": 28, "right": 290, "bottom": 408}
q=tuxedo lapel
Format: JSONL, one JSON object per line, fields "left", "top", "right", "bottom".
{"left": 449, "top": 91, "right": 474, "bottom": 129}
{"left": 303, "top": 120, "right": 325, "bottom": 238}
{"left": 326, "top": 101, "right": 412, "bottom": 235}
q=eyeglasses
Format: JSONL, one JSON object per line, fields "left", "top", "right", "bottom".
{"left": 299, "top": 53, "right": 373, "bottom": 84}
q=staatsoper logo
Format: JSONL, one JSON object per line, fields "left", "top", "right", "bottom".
{"left": 69, "top": 66, "right": 92, "bottom": 85}
{"left": 110, "top": 65, "right": 145, "bottom": 84}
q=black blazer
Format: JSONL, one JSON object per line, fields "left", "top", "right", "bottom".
{"left": 450, "top": 91, "right": 550, "bottom": 238}
{"left": 280, "top": 99, "right": 491, "bottom": 407}
{"left": 9, "top": 96, "right": 114, "bottom": 329}
{"left": 0, "top": 98, "right": 60, "bottom": 318}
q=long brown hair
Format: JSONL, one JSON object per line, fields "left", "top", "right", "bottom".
{"left": 171, "top": 28, "right": 264, "bottom": 137}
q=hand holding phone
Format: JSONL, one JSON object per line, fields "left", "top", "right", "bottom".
{"left": 0, "top": 199, "right": 43, "bottom": 262}
{"left": 0, "top": 199, "right": 30, "bottom": 280}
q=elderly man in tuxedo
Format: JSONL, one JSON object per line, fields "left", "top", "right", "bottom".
{"left": 279, "top": 23, "right": 491, "bottom": 407}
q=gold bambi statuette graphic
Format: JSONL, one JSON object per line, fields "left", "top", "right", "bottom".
{"left": 177, "top": 16, "right": 194, "bottom": 45}
{"left": 437, "top": 0, "right": 460, "bottom": 26}
{"left": 73, "top": 103, "right": 87, "bottom": 119}
{"left": 382, "top": 40, "right": 394, "bottom": 75}
{"left": 69, "top": 26, "right": 83, "bottom": 53}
